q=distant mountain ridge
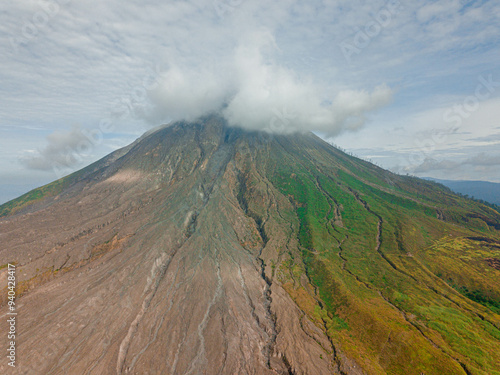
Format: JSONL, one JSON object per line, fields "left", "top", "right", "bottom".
{"left": 425, "top": 178, "right": 500, "bottom": 206}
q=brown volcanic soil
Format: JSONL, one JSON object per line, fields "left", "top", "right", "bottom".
{"left": 486, "top": 258, "right": 500, "bottom": 271}
{"left": 0, "top": 118, "right": 359, "bottom": 374}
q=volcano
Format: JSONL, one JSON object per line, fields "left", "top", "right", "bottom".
{"left": 1, "top": 115, "right": 500, "bottom": 374}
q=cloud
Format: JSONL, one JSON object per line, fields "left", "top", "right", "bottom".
{"left": 146, "top": 65, "right": 230, "bottom": 123}
{"left": 147, "top": 30, "right": 393, "bottom": 135}
{"left": 416, "top": 0, "right": 461, "bottom": 23}
{"left": 19, "top": 126, "right": 98, "bottom": 171}
{"left": 469, "top": 133, "right": 500, "bottom": 143}
{"left": 410, "top": 153, "right": 500, "bottom": 174}
{"left": 412, "top": 158, "right": 459, "bottom": 173}
{"left": 464, "top": 153, "right": 500, "bottom": 167}
{"left": 2, "top": 0, "right": 500, "bottom": 190}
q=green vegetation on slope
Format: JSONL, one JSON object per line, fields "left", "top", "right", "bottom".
{"left": 263, "top": 138, "right": 500, "bottom": 375}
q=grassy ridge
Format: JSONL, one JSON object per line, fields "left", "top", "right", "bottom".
{"left": 0, "top": 150, "right": 114, "bottom": 217}
{"left": 0, "top": 177, "right": 70, "bottom": 217}
{"left": 265, "top": 140, "right": 500, "bottom": 375}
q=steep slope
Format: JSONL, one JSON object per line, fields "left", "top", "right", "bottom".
{"left": 1, "top": 115, "right": 499, "bottom": 375}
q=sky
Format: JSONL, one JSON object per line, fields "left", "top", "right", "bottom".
{"left": 1, "top": 0, "right": 500, "bottom": 204}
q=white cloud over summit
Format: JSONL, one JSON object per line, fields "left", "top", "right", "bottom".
{"left": 1, "top": 0, "right": 500, "bottom": 195}
{"left": 146, "top": 30, "right": 393, "bottom": 135}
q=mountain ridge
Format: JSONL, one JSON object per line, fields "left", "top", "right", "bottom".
{"left": 1, "top": 115, "right": 499, "bottom": 374}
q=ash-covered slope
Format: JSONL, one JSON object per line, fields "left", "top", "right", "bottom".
{"left": 1, "top": 115, "right": 500, "bottom": 375}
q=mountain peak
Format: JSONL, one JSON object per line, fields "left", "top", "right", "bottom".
{"left": 1, "top": 118, "right": 500, "bottom": 374}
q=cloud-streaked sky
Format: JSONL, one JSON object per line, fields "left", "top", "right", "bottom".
{"left": 1, "top": 0, "right": 500, "bottom": 203}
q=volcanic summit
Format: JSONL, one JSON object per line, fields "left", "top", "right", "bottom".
{"left": 1, "top": 115, "right": 500, "bottom": 374}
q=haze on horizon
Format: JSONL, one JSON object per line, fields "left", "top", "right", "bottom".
{"left": 1, "top": 0, "right": 500, "bottom": 203}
